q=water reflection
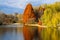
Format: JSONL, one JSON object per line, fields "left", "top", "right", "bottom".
{"left": 0, "top": 27, "right": 24, "bottom": 40}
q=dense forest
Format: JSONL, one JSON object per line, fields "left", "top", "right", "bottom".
{"left": 40, "top": 2, "right": 60, "bottom": 27}
{"left": 39, "top": 2, "right": 60, "bottom": 40}
{"left": 0, "top": 12, "right": 22, "bottom": 25}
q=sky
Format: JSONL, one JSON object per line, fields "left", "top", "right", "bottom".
{"left": 0, "top": 0, "right": 60, "bottom": 14}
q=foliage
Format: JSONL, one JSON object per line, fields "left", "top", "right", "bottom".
{"left": 40, "top": 2, "right": 60, "bottom": 27}
{"left": 39, "top": 2, "right": 60, "bottom": 40}
{"left": 0, "top": 13, "right": 18, "bottom": 25}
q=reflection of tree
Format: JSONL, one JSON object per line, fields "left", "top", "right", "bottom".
{"left": 0, "top": 28, "right": 7, "bottom": 37}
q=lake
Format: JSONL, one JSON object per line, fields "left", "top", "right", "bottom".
{"left": 0, "top": 23, "right": 60, "bottom": 40}
{"left": 0, "top": 23, "right": 24, "bottom": 40}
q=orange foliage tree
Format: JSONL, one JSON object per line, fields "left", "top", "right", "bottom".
{"left": 23, "top": 3, "right": 36, "bottom": 24}
{"left": 23, "top": 3, "right": 37, "bottom": 40}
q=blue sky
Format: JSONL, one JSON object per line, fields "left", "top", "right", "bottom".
{"left": 0, "top": 0, "right": 60, "bottom": 14}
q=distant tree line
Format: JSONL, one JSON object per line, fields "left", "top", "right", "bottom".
{"left": 0, "top": 12, "right": 18, "bottom": 25}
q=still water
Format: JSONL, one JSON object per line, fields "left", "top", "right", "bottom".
{"left": 0, "top": 24, "right": 24, "bottom": 40}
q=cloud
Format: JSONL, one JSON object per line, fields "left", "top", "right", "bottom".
{"left": 0, "top": 0, "right": 60, "bottom": 9}
{"left": 0, "top": 0, "right": 42, "bottom": 9}
{"left": 56, "top": 0, "right": 60, "bottom": 1}
{"left": 0, "top": 0, "right": 28, "bottom": 9}
{"left": 41, "top": 0, "right": 60, "bottom": 4}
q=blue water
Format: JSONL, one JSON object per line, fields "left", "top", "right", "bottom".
{"left": 0, "top": 28, "right": 24, "bottom": 40}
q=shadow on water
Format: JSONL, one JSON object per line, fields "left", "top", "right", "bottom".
{"left": 0, "top": 24, "right": 24, "bottom": 40}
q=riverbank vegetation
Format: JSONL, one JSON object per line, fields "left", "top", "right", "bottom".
{"left": 0, "top": 2, "right": 60, "bottom": 25}
{"left": 0, "top": 12, "right": 22, "bottom": 25}
{"left": 40, "top": 2, "right": 60, "bottom": 27}
{"left": 39, "top": 2, "right": 60, "bottom": 40}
